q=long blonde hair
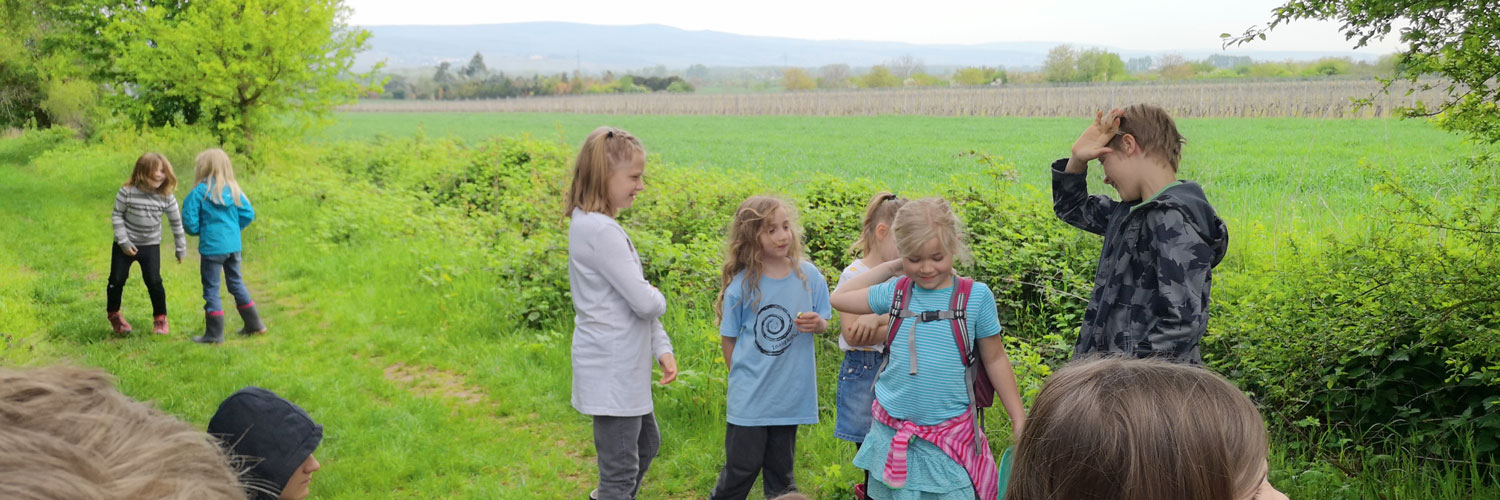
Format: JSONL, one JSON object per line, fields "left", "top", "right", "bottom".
{"left": 193, "top": 149, "right": 247, "bottom": 207}
{"left": 0, "top": 365, "right": 246, "bottom": 500}
{"left": 714, "top": 195, "right": 809, "bottom": 322}
{"left": 892, "top": 197, "right": 973, "bottom": 265}
{"left": 128, "top": 152, "right": 178, "bottom": 195}
{"left": 563, "top": 126, "right": 646, "bottom": 217}
{"left": 851, "top": 192, "right": 907, "bottom": 260}
{"left": 1005, "top": 358, "right": 1269, "bottom": 500}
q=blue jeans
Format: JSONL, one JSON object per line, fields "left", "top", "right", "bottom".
{"left": 200, "top": 252, "right": 253, "bottom": 313}
{"left": 834, "top": 350, "right": 884, "bottom": 442}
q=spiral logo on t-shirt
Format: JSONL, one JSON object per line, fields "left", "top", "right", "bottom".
{"left": 754, "top": 304, "right": 795, "bottom": 356}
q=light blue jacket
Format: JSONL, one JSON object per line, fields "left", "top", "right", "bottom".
{"left": 182, "top": 182, "right": 254, "bottom": 256}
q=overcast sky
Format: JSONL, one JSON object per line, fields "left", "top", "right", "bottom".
{"left": 343, "top": 0, "right": 1403, "bottom": 54}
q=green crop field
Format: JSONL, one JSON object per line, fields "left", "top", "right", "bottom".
{"left": 3, "top": 113, "right": 1496, "bottom": 499}
{"left": 328, "top": 112, "right": 1487, "bottom": 261}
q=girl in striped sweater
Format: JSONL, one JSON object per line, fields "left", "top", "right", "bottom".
{"left": 107, "top": 152, "right": 187, "bottom": 335}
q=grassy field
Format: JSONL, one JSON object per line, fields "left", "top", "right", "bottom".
{"left": 327, "top": 112, "right": 1482, "bottom": 247}
{"left": 2, "top": 115, "right": 1496, "bottom": 499}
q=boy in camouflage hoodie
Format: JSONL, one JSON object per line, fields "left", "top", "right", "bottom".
{"left": 1051, "top": 105, "right": 1229, "bottom": 364}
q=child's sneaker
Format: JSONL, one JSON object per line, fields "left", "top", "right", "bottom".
{"left": 107, "top": 310, "right": 132, "bottom": 335}
{"left": 853, "top": 482, "right": 869, "bottom": 500}
{"left": 153, "top": 315, "right": 170, "bottom": 335}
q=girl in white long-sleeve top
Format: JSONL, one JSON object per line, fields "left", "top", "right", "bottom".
{"left": 565, "top": 126, "right": 677, "bottom": 500}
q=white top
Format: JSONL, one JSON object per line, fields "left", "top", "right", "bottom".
{"left": 834, "top": 258, "right": 884, "bottom": 353}
{"left": 567, "top": 209, "right": 673, "bottom": 416}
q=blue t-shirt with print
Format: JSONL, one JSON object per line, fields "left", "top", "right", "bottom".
{"left": 867, "top": 277, "right": 1002, "bottom": 426}
{"left": 720, "top": 260, "right": 832, "bottom": 426}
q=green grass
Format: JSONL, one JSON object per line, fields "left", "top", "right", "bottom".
{"left": 326, "top": 112, "right": 1485, "bottom": 240}
{"left": 3, "top": 118, "right": 1497, "bottom": 499}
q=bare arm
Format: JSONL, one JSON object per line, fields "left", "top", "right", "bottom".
{"left": 720, "top": 336, "right": 736, "bottom": 369}
{"left": 830, "top": 259, "right": 902, "bottom": 314}
{"left": 977, "top": 335, "right": 1027, "bottom": 436}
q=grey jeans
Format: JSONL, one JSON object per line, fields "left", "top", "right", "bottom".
{"left": 593, "top": 413, "right": 660, "bottom": 500}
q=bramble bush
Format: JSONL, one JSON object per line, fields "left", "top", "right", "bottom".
{"left": 1209, "top": 157, "right": 1500, "bottom": 466}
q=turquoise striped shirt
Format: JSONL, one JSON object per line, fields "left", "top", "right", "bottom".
{"left": 867, "top": 278, "right": 1001, "bottom": 426}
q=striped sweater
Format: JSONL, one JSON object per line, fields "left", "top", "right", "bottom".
{"left": 112, "top": 185, "right": 187, "bottom": 258}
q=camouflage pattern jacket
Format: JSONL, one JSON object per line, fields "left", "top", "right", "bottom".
{"left": 1050, "top": 159, "right": 1229, "bottom": 364}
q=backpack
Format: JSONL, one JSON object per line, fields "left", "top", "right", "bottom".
{"left": 882, "top": 275, "right": 996, "bottom": 410}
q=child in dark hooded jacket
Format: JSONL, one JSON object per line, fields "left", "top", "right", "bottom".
{"left": 1051, "top": 105, "right": 1230, "bottom": 364}
{"left": 208, "top": 387, "right": 323, "bottom": 500}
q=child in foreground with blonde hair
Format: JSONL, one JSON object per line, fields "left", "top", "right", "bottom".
{"left": 565, "top": 126, "right": 677, "bottom": 500}
{"left": 1004, "top": 357, "right": 1287, "bottom": 500}
{"left": 182, "top": 148, "right": 260, "bottom": 344}
{"left": 710, "top": 195, "right": 831, "bottom": 500}
{"left": 831, "top": 197, "right": 1026, "bottom": 500}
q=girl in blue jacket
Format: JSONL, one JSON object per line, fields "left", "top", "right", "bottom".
{"left": 182, "top": 148, "right": 262, "bottom": 344}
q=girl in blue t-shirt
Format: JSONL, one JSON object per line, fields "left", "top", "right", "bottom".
{"left": 709, "top": 195, "right": 831, "bottom": 500}
{"left": 831, "top": 197, "right": 1027, "bottom": 500}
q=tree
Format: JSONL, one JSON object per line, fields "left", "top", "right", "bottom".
{"left": 1075, "top": 49, "right": 1126, "bottom": 82}
{"left": 111, "top": 0, "right": 378, "bottom": 160}
{"left": 781, "top": 68, "right": 815, "bottom": 91}
{"left": 1226, "top": 0, "right": 1500, "bottom": 143}
{"left": 0, "top": 0, "right": 104, "bottom": 130}
{"left": 817, "top": 64, "right": 853, "bottom": 89}
{"left": 1043, "top": 45, "right": 1078, "bottom": 83}
{"left": 463, "top": 52, "right": 487, "bottom": 79}
{"left": 1157, "top": 54, "right": 1194, "bottom": 80}
{"left": 860, "top": 65, "right": 901, "bottom": 88}
{"left": 887, "top": 54, "right": 925, "bottom": 79}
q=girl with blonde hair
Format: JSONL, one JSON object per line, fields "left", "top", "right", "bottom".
{"left": 182, "top": 148, "right": 261, "bottom": 344}
{"left": 710, "top": 195, "right": 831, "bottom": 500}
{"left": 831, "top": 197, "right": 1026, "bottom": 500}
{"left": 565, "top": 126, "right": 677, "bottom": 500}
{"left": 107, "top": 152, "right": 188, "bottom": 335}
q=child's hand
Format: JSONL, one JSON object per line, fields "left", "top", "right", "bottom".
{"left": 657, "top": 353, "right": 678, "bottom": 385}
{"left": 122, "top": 244, "right": 138, "bottom": 256}
{"left": 175, "top": 251, "right": 184, "bottom": 264}
{"left": 1068, "top": 109, "right": 1123, "bottom": 172}
{"left": 794, "top": 312, "right": 827, "bottom": 333}
{"left": 843, "top": 314, "right": 886, "bottom": 346}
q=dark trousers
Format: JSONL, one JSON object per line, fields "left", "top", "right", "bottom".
{"left": 593, "top": 413, "right": 660, "bottom": 500}
{"left": 709, "top": 423, "right": 798, "bottom": 500}
{"left": 107, "top": 243, "right": 166, "bottom": 316}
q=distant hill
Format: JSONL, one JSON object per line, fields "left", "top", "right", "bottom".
{"left": 356, "top": 22, "right": 1378, "bottom": 73}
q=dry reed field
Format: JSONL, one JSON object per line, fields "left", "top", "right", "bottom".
{"left": 346, "top": 79, "right": 1447, "bottom": 118}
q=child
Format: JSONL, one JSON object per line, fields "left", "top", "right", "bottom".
{"left": 833, "top": 192, "right": 907, "bottom": 493}
{"left": 107, "top": 152, "right": 187, "bottom": 335}
{"left": 208, "top": 387, "right": 324, "bottom": 500}
{"left": 710, "top": 195, "right": 831, "bottom": 500}
{"left": 1052, "top": 105, "right": 1229, "bottom": 364}
{"left": 0, "top": 365, "right": 244, "bottom": 500}
{"left": 565, "top": 126, "right": 677, "bottom": 500}
{"left": 830, "top": 197, "right": 1027, "bottom": 500}
{"left": 1004, "top": 357, "right": 1288, "bottom": 500}
{"left": 182, "top": 149, "right": 262, "bottom": 344}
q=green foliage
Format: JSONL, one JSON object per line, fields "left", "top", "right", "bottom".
{"left": 782, "top": 68, "right": 816, "bottom": 91}
{"left": 1044, "top": 46, "right": 1127, "bottom": 83}
{"left": 109, "top": 0, "right": 379, "bottom": 160}
{"left": 1211, "top": 158, "right": 1500, "bottom": 464}
{"left": 1228, "top": 0, "right": 1500, "bottom": 143}
{"left": 859, "top": 65, "right": 902, "bottom": 88}
{"left": 953, "top": 66, "right": 1007, "bottom": 86}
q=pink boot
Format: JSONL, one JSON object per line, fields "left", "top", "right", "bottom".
{"left": 108, "top": 310, "right": 132, "bottom": 335}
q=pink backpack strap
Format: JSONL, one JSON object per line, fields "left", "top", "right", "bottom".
{"left": 884, "top": 276, "right": 915, "bottom": 352}
{"left": 949, "top": 277, "right": 975, "bottom": 365}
